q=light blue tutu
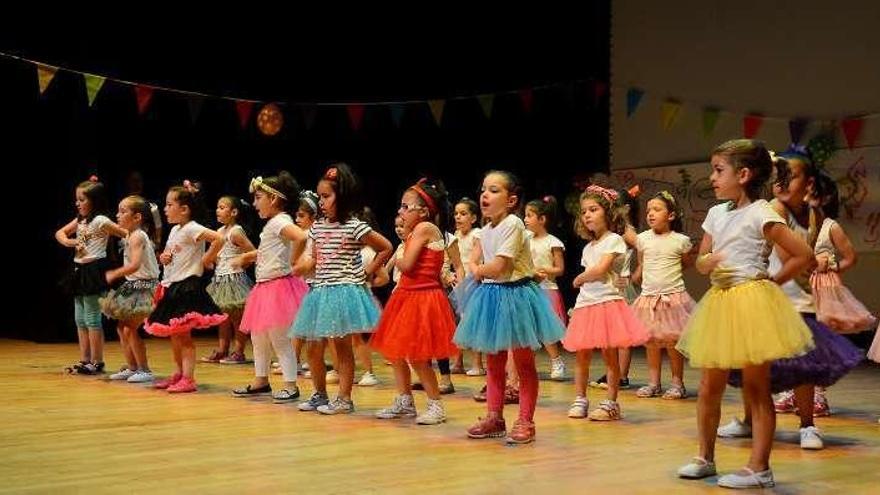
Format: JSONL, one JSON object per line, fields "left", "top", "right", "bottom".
{"left": 289, "top": 284, "right": 380, "bottom": 339}
{"left": 453, "top": 277, "right": 566, "bottom": 353}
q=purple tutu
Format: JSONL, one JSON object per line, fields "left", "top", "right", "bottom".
{"left": 729, "top": 314, "right": 863, "bottom": 393}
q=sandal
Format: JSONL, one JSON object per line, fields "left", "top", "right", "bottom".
{"left": 636, "top": 384, "right": 663, "bottom": 398}
{"left": 662, "top": 384, "right": 687, "bottom": 400}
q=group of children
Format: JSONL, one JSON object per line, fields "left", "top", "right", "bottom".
{"left": 57, "top": 140, "right": 878, "bottom": 489}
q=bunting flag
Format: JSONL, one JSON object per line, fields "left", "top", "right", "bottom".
{"left": 428, "top": 99, "right": 445, "bottom": 126}
{"left": 301, "top": 104, "right": 318, "bottom": 130}
{"left": 36, "top": 63, "right": 57, "bottom": 95}
{"left": 187, "top": 96, "right": 205, "bottom": 124}
{"left": 841, "top": 117, "right": 865, "bottom": 149}
{"left": 134, "top": 85, "right": 154, "bottom": 115}
{"left": 347, "top": 104, "right": 365, "bottom": 131}
{"left": 390, "top": 103, "right": 405, "bottom": 128}
{"left": 235, "top": 100, "right": 254, "bottom": 129}
{"left": 626, "top": 88, "right": 644, "bottom": 117}
{"left": 743, "top": 114, "right": 764, "bottom": 138}
{"left": 477, "top": 94, "right": 494, "bottom": 120}
{"left": 702, "top": 108, "right": 720, "bottom": 137}
{"left": 83, "top": 73, "right": 106, "bottom": 107}
{"left": 788, "top": 118, "right": 809, "bottom": 144}
{"left": 519, "top": 88, "right": 533, "bottom": 114}
{"left": 660, "top": 100, "right": 682, "bottom": 130}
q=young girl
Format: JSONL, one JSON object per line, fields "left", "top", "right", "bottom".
{"left": 145, "top": 180, "right": 227, "bottom": 393}
{"left": 291, "top": 190, "right": 320, "bottom": 374}
{"left": 371, "top": 178, "right": 458, "bottom": 425}
{"left": 450, "top": 198, "right": 484, "bottom": 376}
{"left": 454, "top": 170, "right": 566, "bottom": 444}
{"left": 524, "top": 195, "right": 567, "bottom": 381}
{"left": 562, "top": 185, "right": 649, "bottom": 421}
{"left": 675, "top": 139, "right": 815, "bottom": 489}
{"left": 232, "top": 173, "right": 310, "bottom": 402}
{"left": 291, "top": 163, "right": 393, "bottom": 415}
{"left": 203, "top": 196, "right": 256, "bottom": 364}
{"left": 631, "top": 191, "right": 696, "bottom": 400}
{"left": 101, "top": 195, "right": 160, "bottom": 383}
{"left": 56, "top": 176, "right": 127, "bottom": 375}
{"left": 354, "top": 206, "right": 389, "bottom": 387}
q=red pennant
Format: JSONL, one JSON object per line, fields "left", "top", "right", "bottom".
{"left": 743, "top": 114, "right": 764, "bottom": 138}
{"left": 347, "top": 104, "right": 365, "bottom": 131}
{"left": 593, "top": 81, "right": 608, "bottom": 106}
{"left": 235, "top": 100, "right": 254, "bottom": 129}
{"left": 518, "top": 88, "right": 533, "bottom": 114}
{"left": 134, "top": 85, "right": 154, "bottom": 116}
{"left": 841, "top": 117, "right": 864, "bottom": 150}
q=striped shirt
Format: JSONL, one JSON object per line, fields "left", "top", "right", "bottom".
{"left": 310, "top": 218, "right": 372, "bottom": 286}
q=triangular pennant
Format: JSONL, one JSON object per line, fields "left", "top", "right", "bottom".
{"left": 841, "top": 117, "right": 865, "bottom": 150}
{"left": 519, "top": 88, "right": 533, "bottom": 114}
{"left": 134, "top": 85, "right": 154, "bottom": 116}
{"left": 477, "top": 94, "right": 494, "bottom": 119}
{"left": 743, "top": 114, "right": 764, "bottom": 138}
{"left": 235, "top": 100, "right": 254, "bottom": 129}
{"left": 788, "top": 118, "right": 809, "bottom": 144}
{"left": 301, "top": 104, "right": 318, "bottom": 130}
{"left": 428, "top": 99, "right": 445, "bottom": 126}
{"left": 702, "top": 108, "right": 721, "bottom": 137}
{"left": 593, "top": 81, "right": 608, "bottom": 106}
{"left": 660, "top": 100, "right": 682, "bottom": 130}
{"left": 187, "top": 96, "right": 205, "bottom": 124}
{"left": 626, "top": 88, "right": 644, "bottom": 117}
{"left": 83, "top": 74, "right": 106, "bottom": 107}
{"left": 347, "top": 104, "right": 365, "bottom": 131}
{"left": 36, "top": 63, "right": 57, "bottom": 95}
{"left": 390, "top": 103, "right": 405, "bottom": 128}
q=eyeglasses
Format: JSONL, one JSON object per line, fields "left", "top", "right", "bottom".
{"left": 398, "top": 203, "right": 422, "bottom": 212}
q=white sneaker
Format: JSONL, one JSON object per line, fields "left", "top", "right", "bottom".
{"left": 416, "top": 399, "right": 447, "bottom": 425}
{"left": 717, "top": 417, "right": 752, "bottom": 438}
{"left": 465, "top": 368, "right": 486, "bottom": 376}
{"left": 550, "top": 357, "right": 566, "bottom": 381}
{"left": 127, "top": 370, "right": 154, "bottom": 383}
{"left": 317, "top": 396, "right": 354, "bottom": 415}
{"left": 677, "top": 457, "right": 717, "bottom": 479}
{"left": 358, "top": 372, "right": 380, "bottom": 386}
{"left": 376, "top": 394, "right": 417, "bottom": 419}
{"left": 109, "top": 368, "right": 136, "bottom": 381}
{"left": 716, "top": 468, "right": 774, "bottom": 488}
{"left": 567, "top": 396, "right": 589, "bottom": 418}
{"left": 325, "top": 370, "right": 340, "bottom": 384}
{"left": 800, "top": 426, "right": 824, "bottom": 450}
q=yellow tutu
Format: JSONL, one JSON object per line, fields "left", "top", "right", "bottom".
{"left": 676, "top": 279, "right": 814, "bottom": 369}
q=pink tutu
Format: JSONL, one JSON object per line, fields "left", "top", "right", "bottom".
{"left": 545, "top": 289, "right": 568, "bottom": 325}
{"left": 563, "top": 299, "right": 650, "bottom": 350}
{"left": 239, "top": 275, "right": 309, "bottom": 334}
{"left": 811, "top": 272, "right": 877, "bottom": 334}
{"left": 631, "top": 291, "right": 696, "bottom": 346}
{"left": 868, "top": 322, "right": 880, "bottom": 363}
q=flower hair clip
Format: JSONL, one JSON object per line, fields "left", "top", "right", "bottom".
{"left": 182, "top": 179, "right": 200, "bottom": 194}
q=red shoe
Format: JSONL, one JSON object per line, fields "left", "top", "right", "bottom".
{"left": 773, "top": 390, "right": 797, "bottom": 414}
{"left": 167, "top": 376, "right": 197, "bottom": 393}
{"left": 813, "top": 389, "right": 831, "bottom": 417}
{"left": 466, "top": 415, "right": 507, "bottom": 439}
{"left": 506, "top": 419, "right": 536, "bottom": 444}
{"left": 154, "top": 373, "right": 183, "bottom": 389}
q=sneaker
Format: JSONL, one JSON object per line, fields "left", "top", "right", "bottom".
{"left": 200, "top": 350, "right": 226, "bottom": 363}
{"left": 466, "top": 415, "right": 507, "bottom": 439}
{"left": 473, "top": 384, "right": 487, "bottom": 402}
{"left": 588, "top": 399, "right": 621, "bottom": 421}
{"left": 549, "top": 357, "right": 566, "bottom": 381}
{"left": 167, "top": 376, "right": 197, "bottom": 393}
{"left": 800, "top": 426, "right": 824, "bottom": 450}
{"left": 636, "top": 384, "right": 663, "bottom": 398}
{"left": 317, "top": 396, "right": 354, "bottom": 415}
{"left": 300, "top": 362, "right": 309, "bottom": 371}
{"left": 717, "top": 417, "right": 752, "bottom": 438}
{"left": 773, "top": 390, "right": 797, "bottom": 413}
{"left": 813, "top": 388, "right": 831, "bottom": 417}
{"left": 80, "top": 362, "right": 105, "bottom": 375}
{"left": 589, "top": 375, "right": 608, "bottom": 389}
{"left": 619, "top": 377, "right": 631, "bottom": 389}
{"left": 231, "top": 383, "right": 272, "bottom": 397}
{"left": 466, "top": 367, "right": 486, "bottom": 377}
{"left": 219, "top": 351, "right": 248, "bottom": 364}
{"left": 272, "top": 386, "right": 301, "bottom": 403}
{"left": 506, "top": 419, "right": 536, "bottom": 444}
{"left": 677, "top": 457, "right": 717, "bottom": 479}
{"left": 154, "top": 373, "right": 183, "bottom": 389}
{"left": 439, "top": 381, "right": 456, "bottom": 395}
{"left": 716, "top": 468, "right": 774, "bottom": 489}
{"left": 65, "top": 361, "right": 90, "bottom": 374}
{"left": 325, "top": 370, "right": 340, "bottom": 384}
{"left": 376, "top": 394, "right": 417, "bottom": 419}
{"left": 358, "top": 372, "right": 380, "bottom": 387}
{"left": 568, "top": 396, "right": 589, "bottom": 418}
{"left": 416, "top": 399, "right": 447, "bottom": 425}
{"left": 298, "top": 391, "right": 330, "bottom": 411}
{"left": 127, "top": 370, "right": 154, "bottom": 383}
{"left": 109, "top": 368, "right": 136, "bottom": 381}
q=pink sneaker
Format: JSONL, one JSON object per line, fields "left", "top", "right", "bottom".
{"left": 813, "top": 389, "right": 831, "bottom": 417}
{"left": 154, "top": 373, "right": 183, "bottom": 389}
{"left": 773, "top": 390, "right": 797, "bottom": 413}
{"left": 167, "top": 376, "right": 197, "bottom": 393}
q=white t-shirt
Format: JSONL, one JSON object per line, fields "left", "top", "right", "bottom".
{"left": 74, "top": 215, "right": 112, "bottom": 264}
{"left": 637, "top": 230, "right": 692, "bottom": 296}
{"left": 361, "top": 246, "right": 377, "bottom": 288}
{"left": 455, "top": 227, "right": 482, "bottom": 274}
{"left": 529, "top": 233, "right": 565, "bottom": 290}
{"left": 162, "top": 221, "right": 208, "bottom": 286}
{"left": 574, "top": 232, "right": 627, "bottom": 308}
{"left": 256, "top": 213, "right": 295, "bottom": 282}
{"left": 479, "top": 215, "right": 533, "bottom": 283}
{"left": 214, "top": 225, "right": 247, "bottom": 277}
{"left": 701, "top": 200, "right": 785, "bottom": 288}
{"left": 814, "top": 218, "right": 838, "bottom": 259}
{"left": 768, "top": 202, "right": 814, "bottom": 313}
{"left": 125, "top": 229, "right": 160, "bottom": 281}
{"left": 302, "top": 237, "right": 316, "bottom": 284}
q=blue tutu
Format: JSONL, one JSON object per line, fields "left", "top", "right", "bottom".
{"left": 289, "top": 284, "right": 380, "bottom": 340}
{"left": 453, "top": 278, "right": 566, "bottom": 353}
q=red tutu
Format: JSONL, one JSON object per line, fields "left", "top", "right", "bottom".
{"left": 563, "top": 299, "right": 650, "bottom": 350}
{"left": 370, "top": 287, "right": 458, "bottom": 360}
